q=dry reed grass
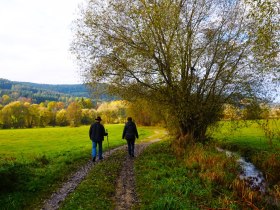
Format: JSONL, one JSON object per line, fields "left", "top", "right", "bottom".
{"left": 172, "top": 137, "right": 238, "bottom": 186}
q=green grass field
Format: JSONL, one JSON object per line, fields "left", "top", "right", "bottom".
{"left": 211, "top": 119, "right": 280, "bottom": 151}
{"left": 1, "top": 120, "right": 279, "bottom": 209}
{"left": 0, "top": 124, "right": 152, "bottom": 158}
{"left": 0, "top": 124, "right": 155, "bottom": 209}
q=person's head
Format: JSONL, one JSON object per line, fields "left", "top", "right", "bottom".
{"left": 95, "top": 116, "right": 102, "bottom": 122}
{"left": 127, "top": 117, "right": 132, "bottom": 122}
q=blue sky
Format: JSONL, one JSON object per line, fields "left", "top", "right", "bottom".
{"left": 0, "top": 0, "right": 85, "bottom": 84}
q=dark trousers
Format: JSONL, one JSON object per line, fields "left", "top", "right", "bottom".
{"left": 126, "top": 138, "right": 135, "bottom": 156}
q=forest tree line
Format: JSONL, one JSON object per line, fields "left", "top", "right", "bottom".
{"left": 0, "top": 78, "right": 89, "bottom": 104}
{"left": 0, "top": 78, "right": 115, "bottom": 104}
{"left": 0, "top": 95, "right": 168, "bottom": 129}
{"left": 0, "top": 93, "right": 279, "bottom": 129}
{"left": 0, "top": 97, "right": 127, "bottom": 129}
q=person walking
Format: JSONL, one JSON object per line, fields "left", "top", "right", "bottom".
{"left": 89, "top": 116, "right": 108, "bottom": 162}
{"left": 122, "top": 117, "right": 138, "bottom": 157}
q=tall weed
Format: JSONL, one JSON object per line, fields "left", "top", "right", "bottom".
{"left": 182, "top": 143, "right": 238, "bottom": 187}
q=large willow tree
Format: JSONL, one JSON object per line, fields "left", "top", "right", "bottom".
{"left": 72, "top": 0, "right": 279, "bottom": 142}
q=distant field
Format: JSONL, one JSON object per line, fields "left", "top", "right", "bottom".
{"left": 212, "top": 119, "right": 280, "bottom": 151}
{"left": 0, "top": 124, "right": 152, "bottom": 160}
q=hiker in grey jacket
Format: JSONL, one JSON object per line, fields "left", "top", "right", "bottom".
{"left": 122, "top": 117, "right": 138, "bottom": 157}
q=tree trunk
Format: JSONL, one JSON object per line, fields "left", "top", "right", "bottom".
{"left": 178, "top": 118, "right": 208, "bottom": 145}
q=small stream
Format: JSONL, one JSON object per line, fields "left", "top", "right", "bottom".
{"left": 216, "top": 147, "right": 266, "bottom": 193}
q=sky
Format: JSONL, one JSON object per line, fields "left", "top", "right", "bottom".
{"left": 0, "top": 0, "right": 85, "bottom": 84}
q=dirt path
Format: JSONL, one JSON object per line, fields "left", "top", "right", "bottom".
{"left": 41, "top": 139, "right": 161, "bottom": 210}
{"left": 41, "top": 145, "right": 126, "bottom": 210}
{"left": 114, "top": 139, "right": 160, "bottom": 210}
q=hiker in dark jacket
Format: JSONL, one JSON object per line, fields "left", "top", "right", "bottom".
{"left": 89, "top": 116, "right": 108, "bottom": 162}
{"left": 122, "top": 117, "right": 138, "bottom": 157}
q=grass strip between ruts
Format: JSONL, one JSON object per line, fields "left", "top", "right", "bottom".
{"left": 60, "top": 149, "right": 127, "bottom": 210}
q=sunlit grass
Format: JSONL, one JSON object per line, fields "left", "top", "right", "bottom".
{"left": 0, "top": 124, "right": 152, "bottom": 158}
{"left": 211, "top": 119, "right": 280, "bottom": 151}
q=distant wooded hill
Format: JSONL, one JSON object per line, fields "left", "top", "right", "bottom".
{"left": 0, "top": 78, "right": 113, "bottom": 104}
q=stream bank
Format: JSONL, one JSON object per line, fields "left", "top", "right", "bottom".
{"left": 217, "top": 146, "right": 280, "bottom": 208}
{"left": 216, "top": 147, "right": 266, "bottom": 193}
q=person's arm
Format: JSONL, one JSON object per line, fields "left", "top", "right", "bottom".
{"left": 122, "top": 125, "right": 126, "bottom": 139}
{"left": 134, "top": 124, "right": 139, "bottom": 139}
{"left": 135, "top": 128, "right": 139, "bottom": 139}
{"left": 89, "top": 125, "right": 92, "bottom": 139}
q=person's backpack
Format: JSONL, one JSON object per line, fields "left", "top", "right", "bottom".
{"left": 125, "top": 123, "right": 136, "bottom": 139}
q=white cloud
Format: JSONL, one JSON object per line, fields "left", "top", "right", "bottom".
{"left": 0, "top": 0, "right": 85, "bottom": 84}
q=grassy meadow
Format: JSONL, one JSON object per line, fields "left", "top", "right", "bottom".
{"left": 211, "top": 119, "right": 280, "bottom": 151}
{"left": 0, "top": 124, "right": 154, "bottom": 210}
{"left": 1, "top": 120, "right": 279, "bottom": 209}
{"left": 60, "top": 119, "right": 280, "bottom": 209}
{"left": 0, "top": 124, "right": 150, "bottom": 158}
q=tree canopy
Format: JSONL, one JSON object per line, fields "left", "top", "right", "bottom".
{"left": 72, "top": 0, "right": 279, "bottom": 142}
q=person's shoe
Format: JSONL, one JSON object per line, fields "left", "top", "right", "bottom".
{"left": 131, "top": 154, "right": 135, "bottom": 157}
{"left": 99, "top": 157, "right": 104, "bottom": 161}
{"left": 92, "top": 157, "right": 96, "bottom": 162}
